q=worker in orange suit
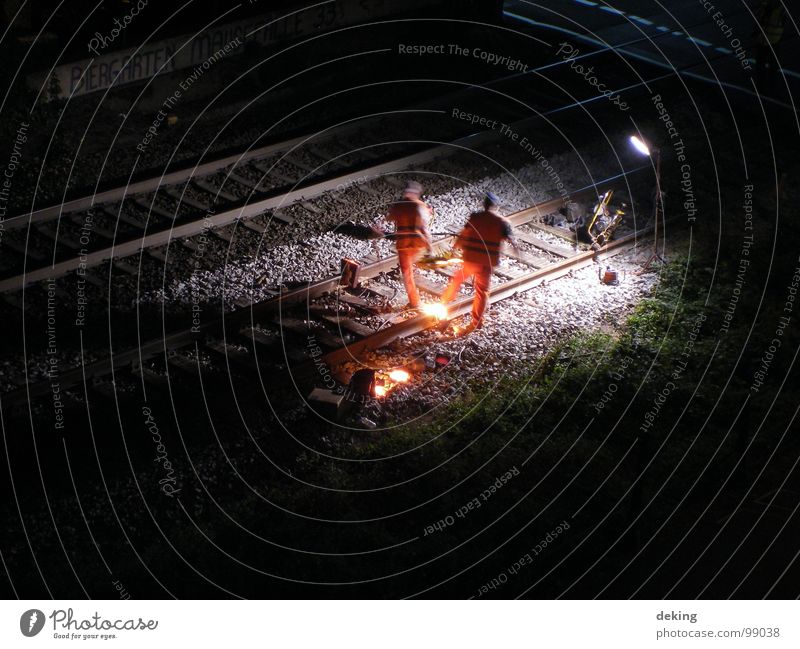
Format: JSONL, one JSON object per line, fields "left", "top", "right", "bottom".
{"left": 386, "top": 181, "right": 433, "bottom": 309}
{"left": 441, "top": 192, "right": 517, "bottom": 331}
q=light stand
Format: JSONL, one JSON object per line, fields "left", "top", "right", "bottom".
{"left": 630, "top": 135, "right": 666, "bottom": 272}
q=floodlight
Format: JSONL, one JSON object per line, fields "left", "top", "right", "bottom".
{"left": 630, "top": 135, "right": 652, "bottom": 156}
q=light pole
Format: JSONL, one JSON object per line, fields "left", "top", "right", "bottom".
{"left": 630, "top": 135, "right": 665, "bottom": 271}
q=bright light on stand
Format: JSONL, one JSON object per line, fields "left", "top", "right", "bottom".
{"left": 628, "top": 133, "right": 665, "bottom": 271}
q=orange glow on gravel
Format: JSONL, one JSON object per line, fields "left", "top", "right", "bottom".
{"left": 389, "top": 369, "right": 410, "bottom": 383}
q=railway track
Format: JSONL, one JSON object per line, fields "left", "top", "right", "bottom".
{"left": 2, "top": 67, "right": 565, "bottom": 296}
{"left": 0, "top": 112, "right": 471, "bottom": 293}
{"left": 2, "top": 171, "right": 654, "bottom": 410}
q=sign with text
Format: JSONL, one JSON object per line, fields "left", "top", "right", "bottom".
{"left": 38, "top": 0, "right": 426, "bottom": 98}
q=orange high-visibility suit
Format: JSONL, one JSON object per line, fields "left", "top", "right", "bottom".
{"left": 442, "top": 207, "right": 514, "bottom": 328}
{"left": 386, "top": 193, "right": 432, "bottom": 308}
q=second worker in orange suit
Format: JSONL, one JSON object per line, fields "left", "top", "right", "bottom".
{"left": 441, "top": 192, "right": 517, "bottom": 331}
{"left": 386, "top": 181, "right": 433, "bottom": 309}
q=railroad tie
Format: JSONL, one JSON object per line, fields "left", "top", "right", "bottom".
{"left": 284, "top": 156, "right": 317, "bottom": 174}
{"left": 413, "top": 276, "right": 446, "bottom": 297}
{"left": 321, "top": 315, "right": 374, "bottom": 338}
{"left": 69, "top": 213, "right": 115, "bottom": 240}
{"left": 277, "top": 317, "right": 343, "bottom": 349}
{"left": 193, "top": 178, "right": 238, "bottom": 204}
{"left": 165, "top": 186, "right": 210, "bottom": 212}
{"left": 213, "top": 226, "right": 236, "bottom": 243}
{"left": 492, "top": 267, "right": 517, "bottom": 281}
{"left": 357, "top": 184, "right": 381, "bottom": 197}
{"left": 37, "top": 225, "right": 81, "bottom": 250}
{"left": 92, "top": 380, "right": 125, "bottom": 401}
{"left": 336, "top": 292, "right": 371, "bottom": 308}
{"left": 359, "top": 283, "right": 397, "bottom": 302}
{"left": 232, "top": 296, "right": 254, "bottom": 310}
{"left": 239, "top": 326, "right": 279, "bottom": 347}
{"left": 135, "top": 197, "right": 175, "bottom": 221}
{"left": 131, "top": 363, "right": 169, "bottom": 388}
{"left": 250, "top": 159, "right": 296, "bottom": 185}
{"left": 113, "top": 260, "right": 139, "bottom": 275}
{"left": 4, "top": 238, "right": 45, "bottom": 260}
{"left": 227, "top": 169, "right": 260, "bottom": 190}
{"left": 270, "top": 210, "right": 294, "bottom": 225}
{"left": 205, "top": 339, "right": 256, "bottom": 369}
{"left": 167, "top": 352, "right": 200, "bottom": 374}
{"left": 147, "top": 247, "right": 169, "bottom": 262}
{"left": 502, "top": 244, "right": 549, "bottom": 269}
{"left": 527, "top": 221, "right": 580, "bottom": 245}
{"left": 515, "top": 231, "right": 573, "bottom": 258}
{"left": 300, "top": 201, "right": 321, "bottom": 214}
{"left": 82, "top": 272, "right": 105, "bottom": 287}
{"left": 241, "top": 219, "right": 267, "bottom": 234}
{"left": 109, "top": 206, "right": 146, "bottom": 229}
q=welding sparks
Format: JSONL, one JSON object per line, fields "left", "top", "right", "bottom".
{"left": 388, "top": 369, "right": 410, "bottom": 383}
{"left": 422, "top": 303, "right": 448, "bottom": 320}
{"left": 373, "top": 384, "right": 387, "bottom": 398}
